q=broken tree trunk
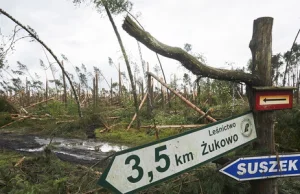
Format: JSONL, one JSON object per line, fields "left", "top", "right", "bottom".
{"left": 148, "top": 72, "right": 216, "bottom": 122}
{"left": 127, "top": 92, "right": 148, "bottom": 130}
{"left": 122, "top": 16, "right": 261, "bottom": 86}
{"left": 248, "top": 17, "right": 277, "bottom": 194}
{"left": 24, "top": 97, "right": 54, "bottom": 109}
{"left": 141, "top": 124, "right": 206, "bottom": 129}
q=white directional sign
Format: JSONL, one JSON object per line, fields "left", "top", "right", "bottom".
{"left": 98, "top": 112, "right": 257, "bottom": 194}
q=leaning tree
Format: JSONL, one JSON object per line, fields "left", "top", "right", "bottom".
{"left": 0, "top": 8, "right": 83, "bottom": 118}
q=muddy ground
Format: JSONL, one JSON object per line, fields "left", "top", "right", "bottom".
{"left": 0, "top": 132, "right": 128, "bottom": 166}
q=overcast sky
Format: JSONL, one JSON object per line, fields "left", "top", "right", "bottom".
{"left": 1, "top": 0, "right": 300, "bottom": 89}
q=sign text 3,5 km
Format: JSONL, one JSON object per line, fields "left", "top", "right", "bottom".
{"left": 98, "top": 112, "right": 257, "bottom": 194}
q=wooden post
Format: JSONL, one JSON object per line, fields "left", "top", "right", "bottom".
{"left": 248, "top": 17, "right": 277, "bottom": 194}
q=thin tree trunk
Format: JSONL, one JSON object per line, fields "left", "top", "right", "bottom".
{"left": 45, "top": 77, "right": 48, "bottom": 103}
{"left": 104, "top": 4, "right": 140, "bottom": 128}
{"left": 95, "top": 71, "right": 99, "bottom": 107}
{"left": 0, "top": 8, "right": 82, "bottom": 118}
{"left": 62, "top": 61, "right": 67, "bottom": 108}
{"left": 156, "top": 53, "right": 171, "bottom": 108}
{"left": 283, "top": 29, "right": 300, "bottom": 86}
{"left": 118, "top": 63, "right": 122, "bottom": 103}
{"left": 127, "top": 92, "right": 148, "bottom": 130}
{"left": 110, "top": 78, "right": 113, "bottom": 105}
{"left": 147, "top": 64, "right": 152, "bottom": 117}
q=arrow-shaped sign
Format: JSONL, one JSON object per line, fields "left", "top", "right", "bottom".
{"left": 263, "top": 98, "right": 286, "bottom": 103}
{"left": 98, "top": 112, "right": 257, "bottom": 193}
{"left": 219, "top": 154, "right": 300, "bottom": 181}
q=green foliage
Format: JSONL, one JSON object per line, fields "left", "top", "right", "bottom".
{"left": 0, "top": 98, "right": 18, "bottom": 113}
{"left": 275, "top": 106, "right": 300, "bottom": 149}
{"left": 0, "top": 150, "right": 102, "bottom": 194}
{"left": 73, "top": 0, "right": 132, "bottom": 15}
{"left": 0, "top": 112, "right": 12, "bottom": 127}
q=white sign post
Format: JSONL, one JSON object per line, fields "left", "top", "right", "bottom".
{"left": 98, "top": 112, "right": 257, "bottom": 194}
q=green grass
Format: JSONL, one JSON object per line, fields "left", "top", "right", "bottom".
{"left": 95, "top": 128, "right": 180, "bottom": 146}
{"left": 0, "top": 149, "right": 107, "bottom": 194}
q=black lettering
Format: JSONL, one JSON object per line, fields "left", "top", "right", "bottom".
{"left": 209, "top": 130, "right": 213, "bottom": 136}
{"left": 214, "top": 140, "right": 220, "bottom": 150}
{"left": 175, "top": 154, "right": 183, "bottom": 166}
{"left": 233, "top": 134, "right": 238, "bottom": 142}
{"left": 220, "top": 139, "right": 226, "bottom": 147}
{"left": 225, "top": 136, "right": 233, "bottom": 144}
{"left": 183, "top": 152, "right": 194, "bottom": 163}
{"left": 233, "top": 123, "right": 236, "bottom": 127}
{"left": 201, "top": 141, "right": 208, "bottom": 155}
{"left": 208, "top": 143, "right": 215, "bottom": 152}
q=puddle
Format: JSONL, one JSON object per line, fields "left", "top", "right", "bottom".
{"left": 15, "top": 136, "right": 129, "bottom": 163}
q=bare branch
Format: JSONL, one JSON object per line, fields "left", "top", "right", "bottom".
{"left": 122, "top": 16, "right": 261, "bottom": 85}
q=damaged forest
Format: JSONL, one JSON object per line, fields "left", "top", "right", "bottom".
{"left": 1, "top": 0, "right": 300, "bottom": 194}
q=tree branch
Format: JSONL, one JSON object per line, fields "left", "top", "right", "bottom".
{"left": 122, "top": 16, "right": 261, "bottom": 85}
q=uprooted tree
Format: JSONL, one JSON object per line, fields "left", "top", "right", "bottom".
{"left": 122, "top": 16, "right": 277, "bottom": 194}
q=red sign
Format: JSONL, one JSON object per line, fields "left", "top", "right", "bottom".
{"left": 255, "top": 90, "right": 293, "bottom": 111}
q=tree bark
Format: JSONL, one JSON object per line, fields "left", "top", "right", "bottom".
{"left": 122, "top": 16, "right": 261, "bottom": 85}
{"left": 104, "top": 4, "right": 140, "bottom": 129}
{"left": 0, "top": 8, "right": 82, "bottom": 118}
{"left": 248, "top": 17, "right": 277, "bottom": 194}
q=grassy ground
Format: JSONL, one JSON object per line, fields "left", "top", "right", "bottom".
{"left": 0, "top": 149, "right": 107, "bottom": 194}
{"left": 2, "top": 99, "right": 300, "bottom": 193}
{"left": 95, "top": 127, "right": 179, "bottom": 146}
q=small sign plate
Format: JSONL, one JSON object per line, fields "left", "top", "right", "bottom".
{"left": 255, "top": 90, "right": 293, "bottom": 111}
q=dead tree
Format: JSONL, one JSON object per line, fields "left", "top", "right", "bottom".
{"left": 122, "top": 16, "right": 276, "bottom": 194}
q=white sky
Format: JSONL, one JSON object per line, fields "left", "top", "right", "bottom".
{"left": 1, "top": 0, "right": 300, "bottom": 89}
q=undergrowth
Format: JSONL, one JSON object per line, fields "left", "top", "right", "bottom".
{"left": 0, "top": 149, "right": 106, "bottom": 194}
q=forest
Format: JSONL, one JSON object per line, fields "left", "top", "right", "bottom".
{"left": 1, "top": 0, "right": 300, "bottom": 194}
